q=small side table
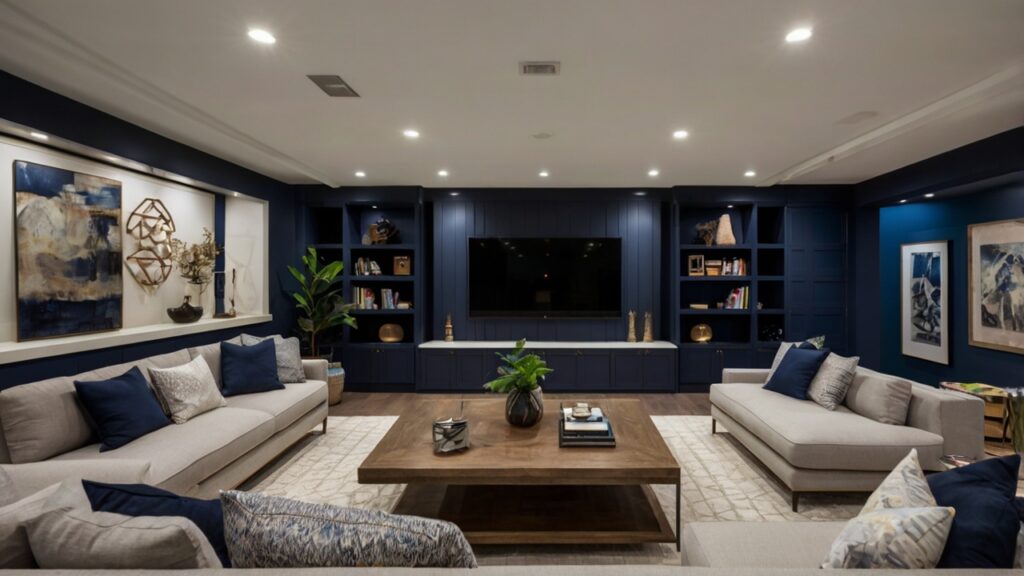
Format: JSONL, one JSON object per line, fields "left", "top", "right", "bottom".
{"left": 940, "top": 381, "right": 1010, "bottom": 446}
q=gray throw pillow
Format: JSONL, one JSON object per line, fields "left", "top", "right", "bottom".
{"left": 149, "top": 356, "right": 226, "bottom": 424}
{"left": 844, "top": 371, "right": 913, "bottom": 425}
{"left": 220, "top": 490, "right": 477, "bottom": 568}
{"left": 807, "top": 353, "right": 860, "bottom": 410}
{"left": 241, "top": 335, "right": 306, "bottom": 383}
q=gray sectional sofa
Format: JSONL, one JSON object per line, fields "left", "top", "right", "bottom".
{"left": 710, "top": 366, "right": 985, "bottom": 511}
{"left": 0, "top": 337, "right": 329, "bottom": 500}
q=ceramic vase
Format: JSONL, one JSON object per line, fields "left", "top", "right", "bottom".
{"left": 505, "top": 387, "right": 544, "bottom": 427}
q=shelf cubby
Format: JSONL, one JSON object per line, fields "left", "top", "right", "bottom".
{"left": 678, "top": 204, "right": 754, "bottom": 246}
{"left": 757, "top": 206, "right": 785, "bottom": 244}
{"left": 345, "top": 204, "right": 416, "bottom": 246}
{"left": 680, "top": 315, "right": 751, "bottom": 345}
{"left": 757, "top": 248, "right": 785, "bottom": 276}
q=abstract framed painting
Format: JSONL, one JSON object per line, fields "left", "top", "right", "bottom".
{"left": 13, "top": 160, "right": 123, "bottom": 341}
{"left": 969, "top": 218, "right": 1024, "bottom": 355}
{"left": 901, "top": 241, "right": 948, "bottom": 364}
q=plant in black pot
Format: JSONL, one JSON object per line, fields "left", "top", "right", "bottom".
{"left": 484, "top": 339, "right": 553, "bottom": 427}
{"left": 288, "top": 246, "right": 357, "bottom": 358}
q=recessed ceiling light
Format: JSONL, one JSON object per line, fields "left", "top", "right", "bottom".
{"left": 402, "top": 129, "right": 420, "bottom": 139}
{"left": 647, "top": 169, "right": 660, "bottom": 178}
{"left": 727, "top": 205, "right": 735, "bottom": 209}
{"left": 785, "top": 27, "right": 813, "bottom": 43}
{"left": 233, "top": 192, "right": 240, "bottom": 197}
{"left": 744, "top": 170, "right": 757, "bottom": 178}
{"left": 538, "top": 170, "right": 549, "bottom": 178}
{"left": 29, "top": 131, "right": 48, "bottom": 141}
{"left": 354, "top": 171, "right": 366, "bottom": 178}
{"left": 437, "top": 169, "right": 449, "bottom": 177}
{"left": 672, "top": 130, "right": 689, "bottom": 140}
{"left": 371, "top": 205, "right": 378, "bottom": 209}
{"left": 924, "top": 193, "right": 935, "bottom": 198}
{"left": 899, "top": 199, "right": 908, "bottom": 204}
{"left": 449, "top": 191, "right": 460, "bottom": 197}
{"left": 247, "top": 28, "right": 276, "bottom": 44}
{"left": 634, "top": 191, "right": 648, "bottom": 196}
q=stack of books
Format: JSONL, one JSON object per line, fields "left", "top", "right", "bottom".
{"left": 559, "top": 406, "right": 616, "bottom": 447}
{"left": 725, "top": 286, "right": 749, "bottom": 309}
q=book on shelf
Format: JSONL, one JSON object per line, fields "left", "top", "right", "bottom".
{"left": 722, "top": 257, "right": 747, "bottom": 276}
{"left": 353, "top": 287, "right": 403, "bottom": 310}
{"left": 689, "top": 304, "right": 709, "bottom": 310}
{"left": 725, "top": 286, "right": 749, "bottom": 309}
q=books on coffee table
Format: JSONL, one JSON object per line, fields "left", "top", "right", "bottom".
{"left": 559, "top": 406, "right": 616, "bottom": 447}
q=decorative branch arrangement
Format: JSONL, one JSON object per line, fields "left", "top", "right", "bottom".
{"left": 169, "top": 228, "right": 221, "bottom": 293}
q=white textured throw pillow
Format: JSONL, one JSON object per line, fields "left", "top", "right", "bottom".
{"left": 149, "top": 356, "right": 225, "bottom": 424}
{"left": 822, "top": 506, "right": 955, "bottom": 569}
{"left": 806, "top": 353, "right": 859, "bottom": 410}
{"left": 241, "top": 334, "right": 306, "bottom": 383}
{"left": 861, "top": 449, "right": 936, "bottom": 514}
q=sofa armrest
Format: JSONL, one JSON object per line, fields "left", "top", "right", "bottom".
{"left": 906, "top": 384, "right": 985, "bottom": 462}
{"left": 721, "top": 368, "right": 769, "bottom": 384}
{"left": 302, "top": 358, "right": 329, "bottom": 382}
{"left": 0, "top": 459, "right": 151, "bottom": 501}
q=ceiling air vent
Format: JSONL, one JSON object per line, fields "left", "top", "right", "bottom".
{"left": 307, "top": 75, "right": 360, "bottom": 97}
{"left": 519, "top": 61, "right": 560, "bottom": 76}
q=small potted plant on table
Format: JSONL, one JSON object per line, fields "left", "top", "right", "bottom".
{"left": 484, "top": 339, "right": 553, "bottom": 427}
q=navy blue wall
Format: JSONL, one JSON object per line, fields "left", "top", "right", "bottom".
{"left": 877, "top": 181, "right": 1024, "bottom": 387}
{"left": 431, "top": 190, "right": 664, "bottom": 341}
{"left": 855, "top": 127, "right": 1024, "bottom": 382}
{"left": 0, "top": 71, "right": 299, "bottom": 388}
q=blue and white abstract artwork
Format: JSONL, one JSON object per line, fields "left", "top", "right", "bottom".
{"left": 14, "top": 161, "right": 123, "bottom": 340}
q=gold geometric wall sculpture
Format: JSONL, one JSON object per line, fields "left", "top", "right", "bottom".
{"left": 125, "top": 198, "right": 175, "bottom": 290}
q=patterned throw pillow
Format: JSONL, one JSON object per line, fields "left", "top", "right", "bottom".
{"left": 822, "top": 506, "right": 955, "bottom": 569}
{"left": 241, "top": 335, "right": 306, "bottom": 384}
{"left": 220, "top": 491, "right": 477, "bottom": 568}
{"left": 149, "top": 356, "right": 226, "bottom": 424}
{"left": 861, "top": 449, "right": 936, "bottom": 514}
{"left": 806, "top": 353, "right": 860, "bottom": 410}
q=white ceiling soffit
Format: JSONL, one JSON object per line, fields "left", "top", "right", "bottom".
{"left": 0, "top": 0, "right": 1022, "bottom": 188}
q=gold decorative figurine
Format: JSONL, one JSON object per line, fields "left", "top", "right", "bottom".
{"left": 626, "top": 310, "right": 637, "bottom": 343}
{"left": 444, "top": 313, "right": 454, "bottom": 342}
{"left": 643, "top": 311, "right": 654, "bottom": 342}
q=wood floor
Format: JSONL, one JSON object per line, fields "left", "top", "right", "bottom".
{"left": 330, "top": 392, "right": 711, "bottom": 417}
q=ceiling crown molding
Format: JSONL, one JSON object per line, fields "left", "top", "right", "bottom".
{"left": 763, "top": 63, "right": 1024, "bottom": 186}
{"left": 0, "top": 0, "right": 339, "bottom": 187}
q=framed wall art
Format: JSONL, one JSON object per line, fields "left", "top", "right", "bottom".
{"left": 13, "top": 160, "right": 123, "bottom": 340}
{"left": 969, "top": 218, "right": 1024, "bottom": 355}
{"left": 901, "top": 241, "right": 948, "bottom": 364}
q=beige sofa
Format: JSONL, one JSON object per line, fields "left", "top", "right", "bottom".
{"left": 0, "top": 336, "right": 329, "bottom": 500}
{"left": 710, "top": 366, "right": 985, "bottom": 511}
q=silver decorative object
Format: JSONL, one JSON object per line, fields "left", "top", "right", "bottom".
{"left": 432, "top": 401, "right": 469, "bottom": 453}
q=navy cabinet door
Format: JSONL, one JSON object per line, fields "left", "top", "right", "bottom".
{"left": 342, "top": 348, "right": 376, "bottom": 384}
{"left": 381, "top": 348, "right": 415, "bottom": 384}
{"left": 642, "top": 351, "right": 676, "bottom": 391}
{"left": 578, "top": 351, "right": 611, "bottom": 390}
{"left": 679, "top": 348, "right": 715, "bottom": 384}
{"left": 720, "top": 349, "right": 755, "bottom": 371}
{"left": 541, "top": 351, "right": 579, "bottom": 391}
{"left": 419, "top": 351, "right": 455, "bottom": 390}
{"left": 455, "top": 351, "right": 493, "bottom": 391}
{"left": 611, "top": 351, "right": 644, "bottom": 390}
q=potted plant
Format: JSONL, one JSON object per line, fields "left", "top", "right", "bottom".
{"left": 288, "top": 246, "right": 357, "bottom": 357}
{"left": 484, "top": 339, "right": 553, "bottom": 427}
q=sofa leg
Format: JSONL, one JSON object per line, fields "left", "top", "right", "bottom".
{"left": 711, "top": 419, "right": 717, "bottom": 434}
{"left": 322, "top": 418, "right": 327, "bottom": 434}
{"left": 791, "top": 492, "right": 800, "bottom": 513}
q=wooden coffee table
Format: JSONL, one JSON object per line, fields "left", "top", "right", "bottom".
{"left": 358, "top": 398, "right": 681, "bottom": 548}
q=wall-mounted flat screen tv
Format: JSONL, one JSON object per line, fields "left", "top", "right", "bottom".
{"left": 468, "top": 237, "right": 622, "bottom": 318}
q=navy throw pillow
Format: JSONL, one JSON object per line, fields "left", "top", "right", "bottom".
{"left": 762, "top": 347, "right": 829, "bottom": 400}
{"left": 74, "top": 367, "right": 170, "bottom": 451}
{"left": 927, "top": 454, "right": 1020, "bottom": 568}
{"left": 83, "top": 480, "right": 230, "bottom": 567}
{"left": 220, "top": 339, "right": 284, "bottom": 397}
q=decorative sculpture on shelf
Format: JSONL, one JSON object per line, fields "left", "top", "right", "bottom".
{"left": 696, "top": 219, "right": 718, "bottom": 246}
{"left": 444, "top": 313, "right": 454, "bottom": 342}
{"left": 365, "top": 218, "right": 400, "bottom": 245}
{"left": 626, "top": 310, "right": 637, "bottom": 343}
{"left": 716, "top": 214, "right": 737, "bottom": 245}
{"left": 213, "top": 268, "right": 237, "bottom": 319}
{"left": 691, "top": 323, "right": 713, "bottom": 343}
{"left": 125, "top": 198, "right": 175, "bottom": 291}
{"left": 643, "top": 311, "right": 654, "bottom": 343}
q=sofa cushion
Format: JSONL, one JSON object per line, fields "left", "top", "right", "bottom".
{"left": 149, "top": 356, "right": 226, "bottom": 424}
{"left": 0, "top": 459, "right": 151, "bottom": 503}
{"left": 220, "top": 490, "right": 478, "bottom": 568}
{"left": 74, "top": 350, "right": 193, "bottom": 386}
{"left": 711, "top": 384, "right": 944, "bottom": 471}
{"left": 763, "top": 347, "right": 829, "bottom": 400}
{"left": 822, "top": 506, "right": 955, "bottom": 569}
{"left": 83, "top": 480, "right": 229, "bottom": 567}
{"left": 928, "top": 454, "right": 1020, "bottom": 569}
{"left": 51, "top": 407, "right": 274, "bottom": 494}
{"left": 186, "top": 336, "right": 242, "bottom": 389}
{"left": 225, "top": 382, "right": 327, "bottom": 432}
{"left": 807, "top": 352, "right": 859, "bottom": 410}
{"left": 0, "top": 467, "right": 14, "bottom": 507}
{"left": 682, "top": 521, "right": 845, "bottom": 567}
{"left": 845, "top": 369, "right": 913, "bottom": 425}
{"left": 221, "top": 340, "right": 284, "bottom": 397}
{"left": 0, "top": 482, "right": 60, "bottom": 568}
{"left": 241, "top": 334, "right": 306, "bottom": 383}
{"left": 74, "top": 367, "right": 171, "bottom": 452}
{"left": 0, "top": 376, "right": 94, "bottom": 464}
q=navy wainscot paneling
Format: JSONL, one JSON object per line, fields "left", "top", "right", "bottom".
{"left": 787, "top": 205, "right": 849, "bottom": 354}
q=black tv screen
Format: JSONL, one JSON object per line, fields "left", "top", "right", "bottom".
{"left": 468, "top": 237, "right": 622, "bottom": 318}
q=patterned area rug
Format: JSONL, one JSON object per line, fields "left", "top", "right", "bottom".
{"left": 244, "top": 415, "right": 863, "bottom": 565}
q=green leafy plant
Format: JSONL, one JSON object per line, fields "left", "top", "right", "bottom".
{"left": 288, "top": 246, "right": 357, "bottom": 355}
{"left": 483, "top": 339, "right": 553, "bottom": 393}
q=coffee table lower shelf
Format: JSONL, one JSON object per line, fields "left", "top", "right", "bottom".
{"left": 392, "top": 484, "right": 677, "bottom": 546}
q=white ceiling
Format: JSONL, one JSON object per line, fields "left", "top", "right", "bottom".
{"left": 0, "top": 0, "right": 1022, "bottom": 188}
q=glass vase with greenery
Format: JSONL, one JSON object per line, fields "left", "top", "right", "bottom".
{"left": 288, "top": 246, "right": 357, "bottom": 357}
{"left": 484, "top": 339, "right": 553, "bottom": 427}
